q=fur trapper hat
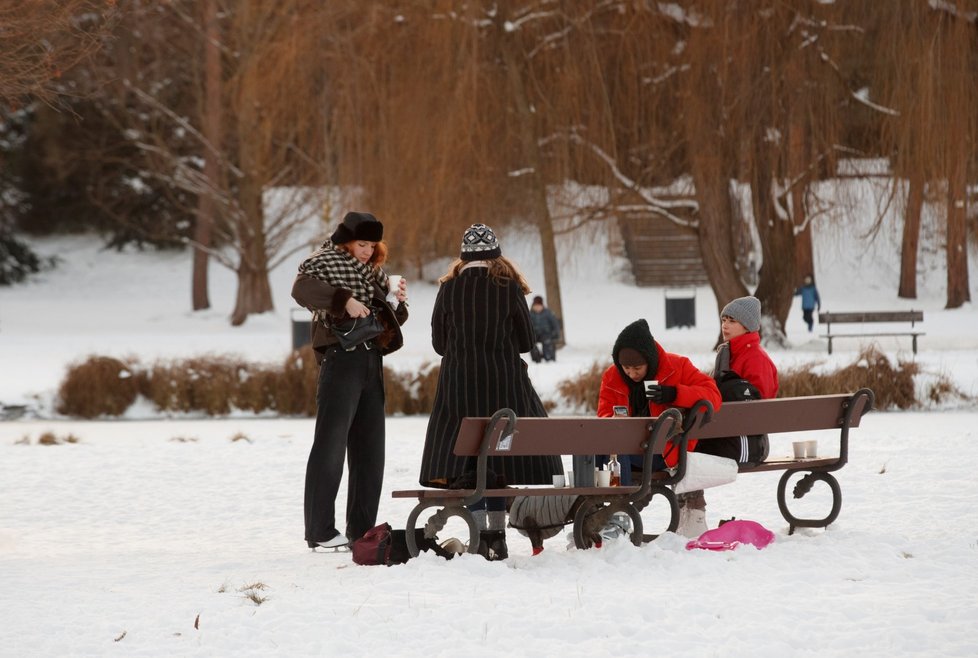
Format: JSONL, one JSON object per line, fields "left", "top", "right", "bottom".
{"left": 330, "top": 211, "right": 384, "bottom": 244}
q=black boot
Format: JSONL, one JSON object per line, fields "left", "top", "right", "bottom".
{"left": 477, "top": 529, "right": 508, "bottom": 561}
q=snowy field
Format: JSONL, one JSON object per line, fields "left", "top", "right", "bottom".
{"left": 2, "top": 187, "right": 978, "bottom": 656}
{"left": 2, "top": 413, "right": 978, "bottom": 656}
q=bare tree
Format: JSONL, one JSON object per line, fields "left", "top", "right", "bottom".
{"left": 192, "top": 0, "right": 223, "bottom": 311}
{"left": 0, "top": 0, "right": 115, "bottom": 111}
{"left": 110, "top": 0, "right": 331, "bottom": 325}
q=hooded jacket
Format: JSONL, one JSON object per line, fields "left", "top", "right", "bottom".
{"left": 597, "top": 319, "right": 721, "bottom": 467}
{"left": 724, "top": 331, "right": 779, "bottom": 399}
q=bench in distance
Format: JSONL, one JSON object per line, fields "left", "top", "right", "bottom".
{"left": 818, "top": 310, "right": 924, "bottom": 354}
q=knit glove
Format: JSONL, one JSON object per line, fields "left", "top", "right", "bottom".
{"left": 645, "top": 383, "right": 677, "bottom": 404}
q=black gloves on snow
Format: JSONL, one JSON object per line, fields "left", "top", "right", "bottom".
{"left": 645, "top": 384, "right": 677, "bottom": 404}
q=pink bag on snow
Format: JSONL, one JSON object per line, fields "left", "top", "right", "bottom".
{"left": 685, "top": 519, "right": 775, "bottom": 551}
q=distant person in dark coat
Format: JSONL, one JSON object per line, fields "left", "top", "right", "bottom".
{"left": 529, "top": 295, "right": 560, "bottom": 363}
{"left": 794, "top": 274, "right": 821, "bottom": 332}
{"left": 419, "top": 223, "right": 562, "bottom": 560}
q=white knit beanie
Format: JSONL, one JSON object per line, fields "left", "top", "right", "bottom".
{"left": 720, "top": 296, "right": 761, "bottom": 333}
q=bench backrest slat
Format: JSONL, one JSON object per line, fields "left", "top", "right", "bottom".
{"left": 453, "top": 417, "right": 658, "bottom": 457}
{"left": 818, "top": 310, "right": 922, "bottom": 324}
{"left": 693, "top": 394, "right": 865, "bottom": 439}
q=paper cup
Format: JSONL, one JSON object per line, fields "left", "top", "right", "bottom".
{"left": 552, "top": 474, "right": 565, "bottom": 488}
{"left": 595, "top": 470, "right": 612, "bottom": 487}
{"left": 566, "top": 471, "right": 574, "bottom": 487}
{"left": 792, "top": 441, "right": 807, "bottom": 459}
{"left": 804, "top": 439, "right": 818, "bottom": 458}
{"left": 386, "top": 275, "right": 404, "bottom": 303}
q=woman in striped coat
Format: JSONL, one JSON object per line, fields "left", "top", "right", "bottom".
{"left": 419, "top": 224, "right": 562, "bottom": 558}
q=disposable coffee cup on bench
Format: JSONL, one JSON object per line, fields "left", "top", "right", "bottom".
{"left": 792, "top": 441, "right": 807, "bottom": 459}
{"left": 804, "top": 440, "right": 818, "bottom": 458}
{"left": 595, "top": 469, "right": 612, "bottom": 487}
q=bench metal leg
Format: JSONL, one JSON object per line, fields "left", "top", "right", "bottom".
{"left": 776, "top": 470, "right": 842, "bottom": 535}
{"left": 827, "top": 337, "right": 833, "bottom": 355}
{"left": 570, "top": 487, "right": 678, "bottom": 549}
{"left": 635, "top": 484, "right": 678, "bottom": 542}
{"left": 404, "top": 501, "right": 480, "bottom": 558}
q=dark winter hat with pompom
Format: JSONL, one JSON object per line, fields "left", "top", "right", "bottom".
{"left": 460, "top": 223, "right": 502, "bottom": 261}
{"left": 330, "top": 211, "right": 384, "bottom": 244}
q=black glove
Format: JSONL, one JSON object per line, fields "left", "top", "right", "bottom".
{"left": 645, "top": 383, "right": 677, "bottom": 404}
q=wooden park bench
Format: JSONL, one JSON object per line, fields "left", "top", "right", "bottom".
{"left": 391, "top": 408, "right": 686, "bottom": 557}
{"left": 818, "top": 310, "right": 924, "bottom": 354}
{"left": 678, "top": 388, "right": 875, "bottom": 534}
{"left": 391, "top": 388, "right": 874, "bottom": 555}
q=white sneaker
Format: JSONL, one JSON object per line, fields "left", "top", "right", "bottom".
{"left": 440, "top": 537, "right": 465, "bottom": 555}
{"left": 676, "top": 509, "right": 708, "bottom": 539}
{"left": 315, "top": 534, "right": 350, "bottom": 550}
{"left": 599, "top": 512, "right": 633, "bottom": 542}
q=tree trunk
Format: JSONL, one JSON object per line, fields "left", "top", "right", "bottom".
{"left": 787, "top": 98, "right": 813, "bottom": 286}
{"left": 946, "top": 158, "right": 970, "bottom": 308}
{"left": 230, "top": 177, "right": 274, "bottom": 326}
{"left": 496, "top": 5, "right": 565, "bottom": 342}
{"left": 898, "top": 173, "right": 923, "bottom": 299}
{"left": 192, "top": 0, "right": 221, "bottom": 311}
{"left": 750, "top": 139, "right": 795, "bottom": 342}
{"left": 682, "top": 104, "right": 747, "bottom": 329}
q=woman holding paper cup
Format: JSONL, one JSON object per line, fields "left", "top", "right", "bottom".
{"left": 596, "top": 318, "right": 722, "bottom": 537}
{"left": 291, "top": 211, "right": 409, "bottom": 552}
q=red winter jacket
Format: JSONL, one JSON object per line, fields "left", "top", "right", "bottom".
{"left": 597, "top": 343, "right": 722, "bottom": 467}
{"left": 727, "top": 331, "right": 779, "bottom": 399}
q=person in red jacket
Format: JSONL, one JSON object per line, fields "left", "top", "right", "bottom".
{"left": 713, "top": 295, "right": 778, "bottom": 399}
{"left": 597, "top": 319, "right": 721, "bottom": 528}
{"left": 598, "top": 318, "right": 721, "bottom": 459}
{"left": 696, "top": 296, "right": 779, "bottom": 466}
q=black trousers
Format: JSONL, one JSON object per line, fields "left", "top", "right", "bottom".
{"left": 304, "top": 346, "right": 386, "bottom": 546}
{"left": 802, "top": 308, "right": 815, "bottom": 331}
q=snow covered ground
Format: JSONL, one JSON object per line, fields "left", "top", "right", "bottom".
{"left": 1, "top": 193, "right": 978, "bottom": 655}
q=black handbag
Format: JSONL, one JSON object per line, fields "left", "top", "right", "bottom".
{"left": 333, "top": 311, "right": 385, "bottom": 350}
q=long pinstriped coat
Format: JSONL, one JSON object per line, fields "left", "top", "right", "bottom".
{"left": 419, "top": 268, "right": 563, "bottom": 487}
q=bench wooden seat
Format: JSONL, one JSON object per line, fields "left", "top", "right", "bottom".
{"left": 679, "top": 388, "right": 875, "bottom": 534}
{"left": 392, "top": 409, "right": 685, "bottom": 557}
{"left": 818, "top": 310, "right": 924, "bottom": 354}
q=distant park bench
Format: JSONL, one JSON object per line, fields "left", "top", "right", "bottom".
{"left": 818, "top": 310, "right": 924, "bottom": 354}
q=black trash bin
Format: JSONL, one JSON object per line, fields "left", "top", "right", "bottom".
{"left": 664, "top": 289, "right": 696, "bottom": 329}
{"left": 290, "top": 308, "right": 312, "bottom": 351}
